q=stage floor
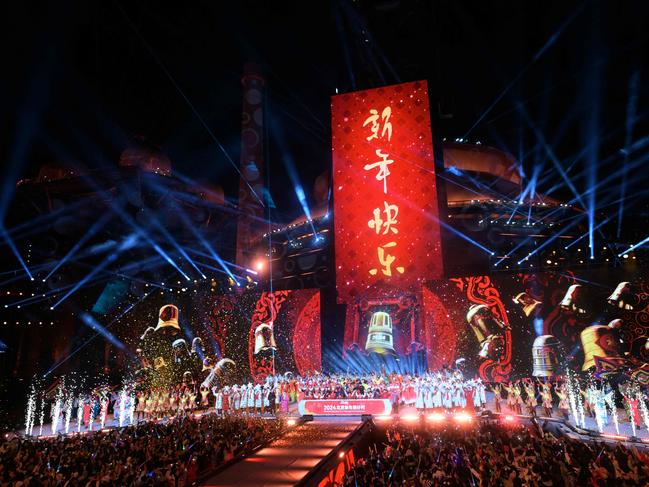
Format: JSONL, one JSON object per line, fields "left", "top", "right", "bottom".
{"left": 200, "top": 419, "right": 357, "bottom": 487}
{"left": 18, "top": 392, "right": 649, "bottom": 443}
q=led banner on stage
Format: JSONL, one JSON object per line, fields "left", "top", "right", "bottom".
{"left": 331, "top": 80, "right": 443, "bottom": 303}
{"left": 298, "top": 399, "right": 392, "bottom": 416}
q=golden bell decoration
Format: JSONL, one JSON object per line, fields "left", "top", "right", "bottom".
{"left": 466, "top": 304, "right": 505, "bottom": 343}
{"left": 532, "top": 335, "right": 561, "bottom": 377}
{"left": 513, "top": 292, "right": 542, "bottom": 317}
{"left": 254, "top": 323, "right": 277, "bottom": 355}
{"left": 365, "top": 311, "right": 396, "bottom": 355}
{"left": 607, "top": 282, "right": 634, "bottom": 310}
{"left": 155, "top": 304, "right": 180, "bottom": 332}
{"left": 153, "top": 356, "right": 167, "bottom": 370}
{"left": 466, "top": 304, "right": 506, "bottom": 359}
{"left": 559, "top": 284, "right": 586, "bottom": 314}
{"left": 580, "top": 324, "right": 621, "bottom": 371}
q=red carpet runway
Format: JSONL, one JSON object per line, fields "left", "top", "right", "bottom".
{"left": 201, "top": 419, "right": 357, "bottom": 487}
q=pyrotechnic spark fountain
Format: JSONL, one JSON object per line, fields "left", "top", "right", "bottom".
{"left": 590, "top": 387, "right": 604, "bottom": 433}
{"left": 118, "top": 388, "right": 128, "bottom": 427}
{"left": 566, "top": 371, "right": 583, "bottom": 427}
{"left": 610, "top": 404, "right": 619, "bottom": 435}
{"left": 129, "top": 394, "right": 136, "bottom": 426}
{"left": 638, "top": 392, "right": 649, "bottom": 434}
{"left": 64, "top": 395, "right": 73, "bottom": 434}
{"left": 51, "top": 387, "right": 64, "bottom": 435}
{"left": 38, "top": 399, "right": 45, "bottom": 437}
{"left": 77, "top": 396, "right": 84, "bottom": 433}
{"left": 89, "top": 406, "right": 95, "bottom": 431}
{"left": 605, "top": 391, "right": 619, "bottom": 435}
{"left": 25, "top": 385, "right": 36, "bottom": 436}
{"left": 100, "top": 397, "right": 108, "bottom": 429}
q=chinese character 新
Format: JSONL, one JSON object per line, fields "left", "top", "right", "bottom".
{"left": 363, "top": 107, "right": 392, "bottom": 142}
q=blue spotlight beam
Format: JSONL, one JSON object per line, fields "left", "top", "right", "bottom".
{"left": 80, "top": 312, "right": 128, "bottom": 351}
{"left": 44, "top": 289, "right": 154, "bottom": 377}
{"left": 43, "top": 210, "right": 115, "bottom": 282}
{"left": 114, "top": 2, "right": 264, "bottom": 207}
{"left": 618, "top": 70, "right": 640, "bottom": 238}
{"left": 432, "top": 214, "right": 494, "bottom": 256}
{"left": 50, "top": 234, "right": 138, "bottom": 309}
{"left": 463, "top": 2, "right": 585, "bottom": 138}
{"left": 494, "top": 213, "right": 585, "bottom": 267}
{"left": 269, "top": 112, "right": 317, "bottom": 236}
{"left": 619, "top": 235, "right": 649, "bottom": 257}
{"left": 520, "top": 107, "right": 587, "bottom": 210}
{"left": 150, "top": 219, "right": 200, "bottom": 279}
{"left": 174, "top": 209, "right": 236, "bottom": 281}
{"left": 515, "top": 216, "right": 586, "bottom": 265}
{"left": 564, "top": 216, "right": 612, "bottom": 249}
{"left": 0, "top": 225, "right": 34, "bottom": 281}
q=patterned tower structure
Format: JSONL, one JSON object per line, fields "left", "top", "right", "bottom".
{"left": 236, "top": 63, "right": 266, "bottom": 268}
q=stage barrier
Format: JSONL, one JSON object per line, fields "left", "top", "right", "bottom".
{"left": 297, "top": 398, "right": 392, "bottom": 416}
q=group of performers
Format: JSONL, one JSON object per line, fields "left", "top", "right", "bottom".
{"left": 133, "top": 386, "right": 208, "bottom": 421}
{"left": 39, "top": 370, "right": 649, "bottom": 438}
{"left": 492, "top": 378, "right": 569, "bottom": 418}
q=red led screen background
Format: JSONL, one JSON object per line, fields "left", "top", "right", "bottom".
{"left": 207, "top": 289, "right": 322, "bottom": 383}
{"left": 331, "top": 80, "right": 443, "bottom": 304}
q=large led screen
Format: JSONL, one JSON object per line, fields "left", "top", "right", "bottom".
{"left": 96, "top": 288, "right": 323, "bottom": 389}
{"left": 331, "top": 80, "right": 444, "bottom": 304}
{"left": 336, "top": 268, "right": 649, "bottom": 383}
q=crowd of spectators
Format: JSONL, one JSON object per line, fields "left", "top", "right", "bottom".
{"left": 1, "top": 415, "right": 284, "bottom": 486}
{"left": 343, "top": 420, "right": 649, "bottom": 486}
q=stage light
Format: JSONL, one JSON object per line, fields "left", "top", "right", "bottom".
{"left": 601, "top": 433, "right": 627, "bottom": 441}
{"left": 453, "top": 412, "right": 473, "bottom": 423}
{"left": 427, "top": 413, "right": 446, "bottom": 422}
{"left": 287, "top": 418, "right": 296, "bottom": 426}
{"left": 401, "top": 414, "right": 419, "bottom": 422}
{"left": 254, "top": 259, "right": 265, "bottom": 272}
{"left": 503, "top": 415, "right": 515, "bottom": 422}
{"left": 338, "top": 451, "right": 345, "bottom": 458}
{"left": 375, "top": 415, "right": 393, "bottom": 422}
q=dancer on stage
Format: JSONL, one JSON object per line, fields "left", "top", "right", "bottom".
{"left": 540, "top": 381, "right": 553, "bottom": 417}
{"left": 555, "top": 383, "right": 570, "bottom": 420}
{"left": 523, "top": 379, "right": 537, "bottom": 416}
{"left": 491, "top": 383, "right": 502, "bottom": 413}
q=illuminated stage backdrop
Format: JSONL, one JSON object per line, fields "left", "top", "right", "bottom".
{"left": 207, "top": 289, "right": 322, "bottom": 383}
{"left": 331, "top": 80, "right": 443, "bottom": 303}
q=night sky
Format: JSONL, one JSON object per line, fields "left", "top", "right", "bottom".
{"left": 3, "top": 0, "right": 649, "bottom": 222}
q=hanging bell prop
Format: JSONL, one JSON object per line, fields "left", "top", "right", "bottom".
{"left": 466, "top": 304, "right": 506, "bottom": 359}
{"left": 153, "top": 356, "right": 167, "bottom": 370}
{"left": 580, "top": 324, "right": 621, "bottom": 371}
{"left": 155, "top": 304, "right": 180, "bottom": 332}
{"left": 254, "top": 323, "right": 277, "bottom": 355}
{"left": 365, "top": 311, "right": 396, "bottom": 355}
{"left": 192, "top": 337, "right": 205, "bottom": 357}
{"left": 559, "top": 284, "right": 586, "bottom": 314}
{"left": 172, "top": 338, "right": 189, "bottom": 363}
{"left": 532, "top": 335, "right": 561, "bottom": 377}
{"left": 607, "top": 282, "right": 634, "bottom": 310}
{"left": 513, "top": 292, "right": 542, "bottom": 317}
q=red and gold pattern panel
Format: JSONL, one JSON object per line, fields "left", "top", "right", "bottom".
{"left": 450, "top": 276, "right": 512, "bottom": 382}
{"left": 331, "top": 80, "right": 443, "bottom": 304}
{"left": 247, "top": 290, "right": 322, "bottom": 381}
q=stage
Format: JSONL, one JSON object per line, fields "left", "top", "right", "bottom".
{"left": 17, "top": 391, "right": 649, "bottom": 444}
{"left": 200, "top": 419, "right": 358, "bottom": 487}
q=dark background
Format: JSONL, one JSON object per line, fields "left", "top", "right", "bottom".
{"left": 2, "top": 1, "right": 648, "bottom": 222}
